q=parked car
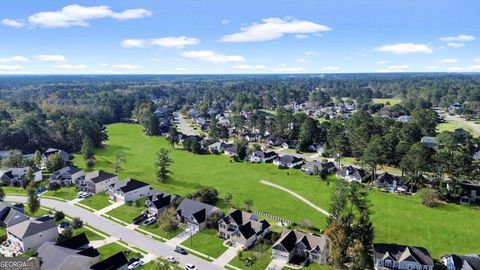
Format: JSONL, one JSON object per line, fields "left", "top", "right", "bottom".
{"left": 77, "top": 192, "right": 87, "bottom": 198}
{"left": 142, "top": 217, "right": 156, "bottom": 226}
{"left": 185, "top": 264, "right": 198, "bottom": 270}
{"left": 58, "top": 221, "right": 71, "bottom": 229}
{"left": 165, "top": 256, "right": 177, "bottom": 263}
{"left": 128, "top": 259, "right": 144, "bottom": 269}
{"left": 174, "top": 247, "right": 187, "bottom": 255}
{"left": 84, "top": 192, "right": 93, "bottom": 198}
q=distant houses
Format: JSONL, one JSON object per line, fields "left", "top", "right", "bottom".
{"left": 373, "top": 243, "right": 434, "bottom": 270}
{"left": 41, "top": 148, "right": 71, "bottom": 169}
{"left": 301, "top": 161, "right": 336, "bottom": 175}
{"left": 50, "top": 166, "right": 84, "bottom": 186}
{"left": 145, "top": 191, "right": 179, "bottom": 216}
{"left": 246, "top": 150, "right": 277, "bottom": 163}
{"left": 273, "top": 155, "right": 304, "bottom": 169}
{"left": 373, "top": 172, "right": 405, "bottom": 193}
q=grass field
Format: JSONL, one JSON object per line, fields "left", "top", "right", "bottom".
{"left": 73, "top": 123, "right": 480, "bottom": 258}
{"left": 80, "top": 192, "right": 111, "bottom": 210}
{"left": 97, "top": 242, "right": 128, "bottom": 260}
{"left": 372, "top": 98, "right": 403, "bottom": 105}
{"left": 437, "top": 120, "right": 480, "bottom": 137}
{"left": 42, "top": 186, "right": 77, "bottom": 200}
{"left": 106, "top": 201, "right": 145, "bottom": 224}
{"left": 141, "top": 224, "right": 183, "bottom": 239}
{"left": 229, "top": 244, "right": 272, "bottom": 270}
{"left": 74, "top": 226, "right": 106, "bottom": 241}
{"left": 181, "top": 228, "right": 227, "bottom": 258}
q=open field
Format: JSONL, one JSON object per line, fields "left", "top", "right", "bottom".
{"left": 229, "top": 244, "right": 272, "bottom": 270}
{"left": 437, "top": 120, "right": 480, "bottom": 137}
{"left": 80, "top": 192, "right": 111, "bottom": 210}
{"left": 372, "top": 98, "right": 403, "bottom": 105}
{"left": 181, "top": 228, "right": 227, "bottom": 258}
{"left": 42, "top": 186, "right": 77, "bottom": 200}
{"left": 106, "top": 200, "right": 145, "bottom": 224}
{"left": 141, "top": 224, "right": 183, "bottom": 240}
{"left": 74, "top": 123, "right": 480, "bottom": 258}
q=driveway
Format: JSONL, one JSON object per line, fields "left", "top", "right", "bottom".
{"left": 165, "top": 228, "right": 196, "bottom": 247}
{"left": 265, "top": 259, "right": 287, "bottom": 270}
{"left": 6, "top": 195, "right": 223, "bottom": 270}
{"left": 173, "top": 111, "right": 197, "bottom": 136}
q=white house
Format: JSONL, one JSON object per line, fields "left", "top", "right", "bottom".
{"left": 107, "top": 178, "right": 150, "bottom": 204}
{"left": 7, "top": 217, "right": 59, "bottom": 253}
{"left": 0, "top": 167, "right": 42, "bottom": 186}
{"left": 373, "top": 243, "right": 434, "bottom": 270}
{"left": 175, "top": 199, "right": 222, "bottom": 232}
{"left": 50, "top": 166, "right": 85, "bottom": 186}
{"left": 273, "top": 155, "right": 304, "bottom": 168}
{"left": 246, "top": 150, "right": 278, "bottom": 163}
{"left": 272, "top": 229, "right": 329, "bottom": 265}
{"left": 336, "top": 166, "right": 368, "bottom": 183}
{"left": 77, "top": 170, "right": 118, "bottom": 194}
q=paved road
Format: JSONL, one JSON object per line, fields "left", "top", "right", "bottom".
{"left": 260, "top": 180, "right": 330, "bottom": 216}
{"left": 173, "top": 111, "right": 197, "bottom": 136}
{"left": 6, "top": 196, "right": 223, "bottom": 270}
{"left": 442, "top": 113, "right": 480, "bottom": 135}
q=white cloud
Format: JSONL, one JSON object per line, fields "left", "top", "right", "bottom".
{"left": 438, "top": 58, "right": 458, "bottom": 63}
{"left": 305, "top": 51, "right": 318, "bottom": 56}
{"left": 27, "top": 5, "right": 152, "bottom": 28}
{"left": 111, "top": 64, "right": 142, "bottom": 69}
{"left": 376, "top": 43, "right": 433, "bottom": 54}
{"left": 445, "top": 65, "right": 480, "bottom": 72}
{"left": 35, "top": 54, "right": 66, "bottom": 62}
{"left": 474, "top": 58, "right": 480, "bottom": 62}
{"left": 376, "top": 60, "right": 389, "bottom": 65}
{"left": 425, "top": 65, "right": 438, "bottom": 69}
{"left": 53, "top": 64, "right": 87, "bottom": 69}
{"left": 378, "top": 65, "right": 410, "bottom": 72}
{"left": 322, "top": 66, "right": 340, "bottom": 71}
{"left": 447, "top": 42, "right": 465, "bottom": 48}
{"left": 121, "top": 36, "right": 199, "bottom": 49}
{"left": 233, "top": 64, "right": 266, "bottom": 70}
{"left": 175, "top": 67, "right": 188, "bottom": 71}
{"left": 151, "top": 36, "right": 199, "bottom": 48}
{"left": 294, "top": 34, "right": 309, "bottom": 39}
{"left": 221, "top": 19, "right": 230, "bottom": 25}
{"left": 0, "top": 56, "right": 28, "bottom": 63}
{"left": 469, "top": 65, "right": 480, "bottom": 71}
{"left": 439, "top": 34, "right": 475, "bottom": 42}
{"left": 0, "top": 65, "right": 23, "bottom": 70}
{"left": 121, "top": 39, "right": 147, "bottom": 48}
{"left": 1, "top": 18, "right": 24, "bottom": 28}
{"left": 296, "top": 58, "right": 309, "bottom": 63}
{"left": 181, "top": 50, "right": 245, "bottom": 63}
{"left": 220, "top": 17, "right": 331, "bottom": 42}
{"left": 273, "top": 67, "right": 304, "bottom": 73}
{"left": 446, "top": 66, "right": 465, "bottom": 72}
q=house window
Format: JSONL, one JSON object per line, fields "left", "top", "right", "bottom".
{"left": 385, "top": 260, "right": 392, "bottom": 267}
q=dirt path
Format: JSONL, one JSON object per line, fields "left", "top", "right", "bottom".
{"left": 260, "top": 180, "right": 330, "bottom": 216}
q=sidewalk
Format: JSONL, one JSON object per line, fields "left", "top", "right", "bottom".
{"left": 165, "top": 228, "right": 196, "bottom": 247}
{"left": 94, "top": 201, "right": 123, "bottom": 215}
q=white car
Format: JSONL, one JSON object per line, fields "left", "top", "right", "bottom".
{"left": 185, "top": 263, "right": 198, "bottom": 270}
{"left": 142, "top": 217, "right": 156, "bottom": 225}
{"left": 128, "top": 260, "right": 144, "bottom": 269}
{"left": 165, "top": 256, "right": 176, "bottom": 263}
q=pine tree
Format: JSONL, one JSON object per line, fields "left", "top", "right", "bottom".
{"left": 157, "top": 148, "right": 172, "bottom": 182}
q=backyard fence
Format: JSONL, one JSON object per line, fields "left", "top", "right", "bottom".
{"left": 253, "top": 210, "right": 292, "bottom": 225}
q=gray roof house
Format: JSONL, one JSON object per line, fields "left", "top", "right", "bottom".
{"left": 273, "top": 155, "right": 304, "bottom": 168}
{"left": 441, "top": 254, "right": 480, "bottom": 270}
{"left": 176, "top": 199, "right": 222, "bottom": 232}
{"left": 208, "top": 142, "right": 231, "bottom": 154}
{"left": 38, "top": 233, "right": 100, "bottom": 270}
{"left": 0, "top": 167, "right": 42, "bottom": 186}
{"left": 336, "top": 166, "right": 368, "bottom": 183}
{"left": 90, "top": 251, "right": 128, "bottom": 270}
{"left": 0, "top": 202, "right": 29, "bottom": 228}
{"left": 218, "top": 209, "right": 270, "bottom": 248}
{"left": 50, "top": 166, "right": 85, "bottom": 186}
{"left": 272, "top": 229, "right": 329, "bottom": 265}
{"left": 7, "top": 216, "right": 59, "bottom": 252}
{"left": 77, "top": 170, "right": 118, "bottom": 194}
{"left": 373, "top": 243, "right": 434, "bottom": 270}
{"left": 374, "top": 172, "right": 405, "bottom": 192}
{"left": 421, "top": 136, "right": 439, "bottom": 149}
{"left": 107, "top": 178, "right": 150, "bottom": 204}
{"left": 246, "top": 150, "right": 278, "bottom": 163}
{"left": 41, "top": 148, "right": 71, "bottom": 169}
{"left": 224, "top": 145, "right": 238, "bottom": 157}
{"left": 145, "top": 191, "right": 180, "bottom": 215}
{"left": 301, "top": 161, "right": 336, "bottom": 175}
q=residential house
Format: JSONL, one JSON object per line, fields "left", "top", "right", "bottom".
{"left": 224, "top": 145, "right": 238, "bottom": 157}
{"left": 307, "top": 143, "right": 326, "bottom": 155}
{"left": 460, "top": 181, "right": 480, "bottom": 204}
{"left": 38, "top": 233, "right": 100, "bottom": 270}
{"left": 208, "top": 142, "right": 230, "bottom": 154}
{"left": 145, "top": 191, "right": 180, "bottom": 216}
{"left": 175, "top": 199, "right": 222, "bottom": 232}
{"left": 107, "top": 178, "right": 150, "bottom": 204}
{"left": 7, "top": 216, "right": 59, "bottom": 252}
{"left": 473, "top": 150, "right": 480, "bottom": 161}
{"left": 0, "top": 202, "right": 29, "bottom": 228}
{"left": 50, "top": 166, "right": 85, "bottom": 186}
{"left": 374, "top": 172, "right": 405, "bottom": 192}
{"left": 441, "top": 254, "right": 480, "bottom": 270}
{"left": 246, "top": 150, "right": 278, "bottom": 163}
{"left": 397, "top": 115, "right": 412, "bottom": 123}
{"left": 373, "top": 243, "right": 434, "bottom": 270}
{"left": 272, "top": 229, "right": 329, "bottom": 265}
{"left": 41, "top": 148, "right": 71, "bottom": 168}
{"left": 77, "top": 170, "right": 118, "bottom": 194}
{"left": 421, "top": 136, "right": 439, "bottom": 149}
{"left": 244, "top": 133, "right": 258, "bottom": 142}
{"left": 273, "top": 155, "right": 304, "bottom": 168}
{"left": 266, "top": 137, "right": 285, "bottom": 147}
{"left": 218, "top": 209, "right": 270, "bottom": 248}
{"left": 336, "top": 166, "right": 368, "bottom": 183}
{"left": 0, "top": 167, "right": 42, "bottom": 186}
{"left": 90, "top": 252, "right": 128, "bottom": 270}
{"left": 301, "top": 161, "right": 336, "bottom": 175}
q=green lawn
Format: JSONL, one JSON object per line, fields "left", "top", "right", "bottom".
{"left": 97, "top": 242, "right": 127, "bottom": 260}
{"left": 229, "top": 244, "right": 272, "bottom": 270}
{"left": 372, "top": 98, "right": 403, "bottom": 105}
{"left": 74, "top": 123, "right": 480, "bottom": 258}
{"left": 80, "top": 192, "right": 111, "bottom": 210}
{"left": 181, "top": 228, "right": 227, "bottom": 258}
{"left": 106, "top": 200, "right": 145, "bottom": 223}
{"left": 42, "top": 186, "right": 77, "bottom": 200}
{"left": 140, "top": 224, "right": 183, "bottom": 240}
{"left": 74, "top": 227, "right": 106, "bottom": 241}
{"left": 437, "top": 120, "right": 479, "bottom": 137}
{"left": 3, "top": 186, "right": 27, "bottom": 195}
{"left": 24, "top": 207, "right": 49, "bottom": 218}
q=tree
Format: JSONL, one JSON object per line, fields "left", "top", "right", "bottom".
{"left": 243, "top": 199, "right": 253, "bottom": 212}
{"left": 168, "top": 127, "right": 178, "bottom": 147}
{"left": 54, "top": 211, "right": 65, "bottom": 222}
{"left": 33, "top": 150, "right": 42, "bottom": 168}
{"left": 412, "top": 109, "right": 438, "bottom": 136}
{"left": 325, "top": 220, "right": 348, "bottom": 268}
{"left": 47, "top": 152, "right": 64, "bottom": 172}
{"left": 26, "top": 182, "right": 40, "bottom": 216}
{"left": 157, "top": 207, "right": 180, "bottom": 232}
{"left": 81, "top": 136, "right": 95, "bottom": 167}
{"left": 350, "top": 240, "right": 368, "bottom": 270}
{"left": 299, "top": 117, "right": 319, "bottom": 151}
{"left": 421, "top": 188, "right": 440, "bottom": 208}
{"left": 60, "top": 227, "right": 73, "bottom": 241}
{"left": 208, "top": 116, "right": 219, "bottom": 139}
{"left": 134, "top": 102, "right": 159, "bottom": 136}
{"left": 187, "top": 186, "right": 218, "bottom": 205}
{"left": 72, "top": 217, "right": 83, "bottom": 229}
{"left": 361, "top": 136, "right": 387, "bottom": 182}
{"left": 111, "top": 150, "right": 126, "bottom": 173}
{"left": 224, "top": 193, "right": 233, "bottom": 207}
{"left": 319, "top": 168, "right": 328, "bottom": 180}
{"left": 157, "top": 148, "right": 172, "bottom": 182}
{"left": 0, "top": 187, "right": 5, "bottom": 201}
{"left": 400, "top": 142, "right": 433, "bottom": 190}
{"left": 49, "top": 182, "right": 61, "bottom": 191}
{"left": 22, "top": 167, "right": 34, "bottom": 189}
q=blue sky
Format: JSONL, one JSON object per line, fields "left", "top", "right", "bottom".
{"left": 0, "top": 0, "right": 479, "bottom": 74}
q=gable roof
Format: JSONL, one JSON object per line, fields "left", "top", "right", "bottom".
{"left": 38, "top": 236, "right": 100, "bottom": 270}
{"left": 90, "top": 251, "right": 128, "bottom": 270}
{"left": 276, "top": 155, "right": 303, "bottom": 164}
{"left": 56, "top": 233, "right": 90, "bottom": 250}
{"left": 373, "top": 243, "right": 434, "bottom": 266}
{"left": 302, "top": 161, "right": 335, "bottom": 171}
{"left": 176, "top": 199, "right": 220, "bottom": 223}
{"left": 376, "top": 172, "right": 400, "bottom": 185}
{"left": 0, "top": 202, "right": 28, "bottom": 227}
{"left": 85, "top": 170, "right": 117, "bottom": 184}
{"left": 8, "top": 217, "right": 57, "bottom": 239}
{"left": 444, "top": 254, "right": 480, "bottom": 270}
{"left": 118, "top": 178, "right": 149, "bottom": 193}
{"left": 273, "top": 229, "right": 328, "bottom": 253}
{"left": 337, "top": 166, "right": 366, "bottom": 179}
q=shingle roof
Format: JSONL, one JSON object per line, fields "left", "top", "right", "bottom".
{"left": 56, "top": 233, "right": 90, "bottom": 250}
{"left": 373, "top": 243, "right": 434, "bottom": 266}
{"left": 118, "top": 178, "right": 149, "bottom": 193}
{"left": 8, "top": 217, "right": 57, "bottom": 239}
{"left": 273, "top": 229, "right": 328, "bottom": 253}
{"left": 445, "top": 254, "right": 480, "bottom": 270}
{"left": 176, "top": 199, "right": 220, "bottom": 224}
{"left": 90, "top": 252, "right": 128, "bottom": 270}
{"left": 85, "top": 170, "right": 117, "bottom": 184}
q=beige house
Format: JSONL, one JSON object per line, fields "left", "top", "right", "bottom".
{"left": 107, "top": 178, "right": 150, "bottom": 204}
{"left": 373, "top": 243, "right": 434, "bottom": 270}
{"left": 272, "top": 229, "right": 329, "bottom": 265}
{"left": 218, "top": 209, "right": 270, "bottom": 248}
{"left": 7, "top": 217, "right": 59, "bottom": 253}
{"left": 77, "top": 170, "right": 118, "bottom": 194}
